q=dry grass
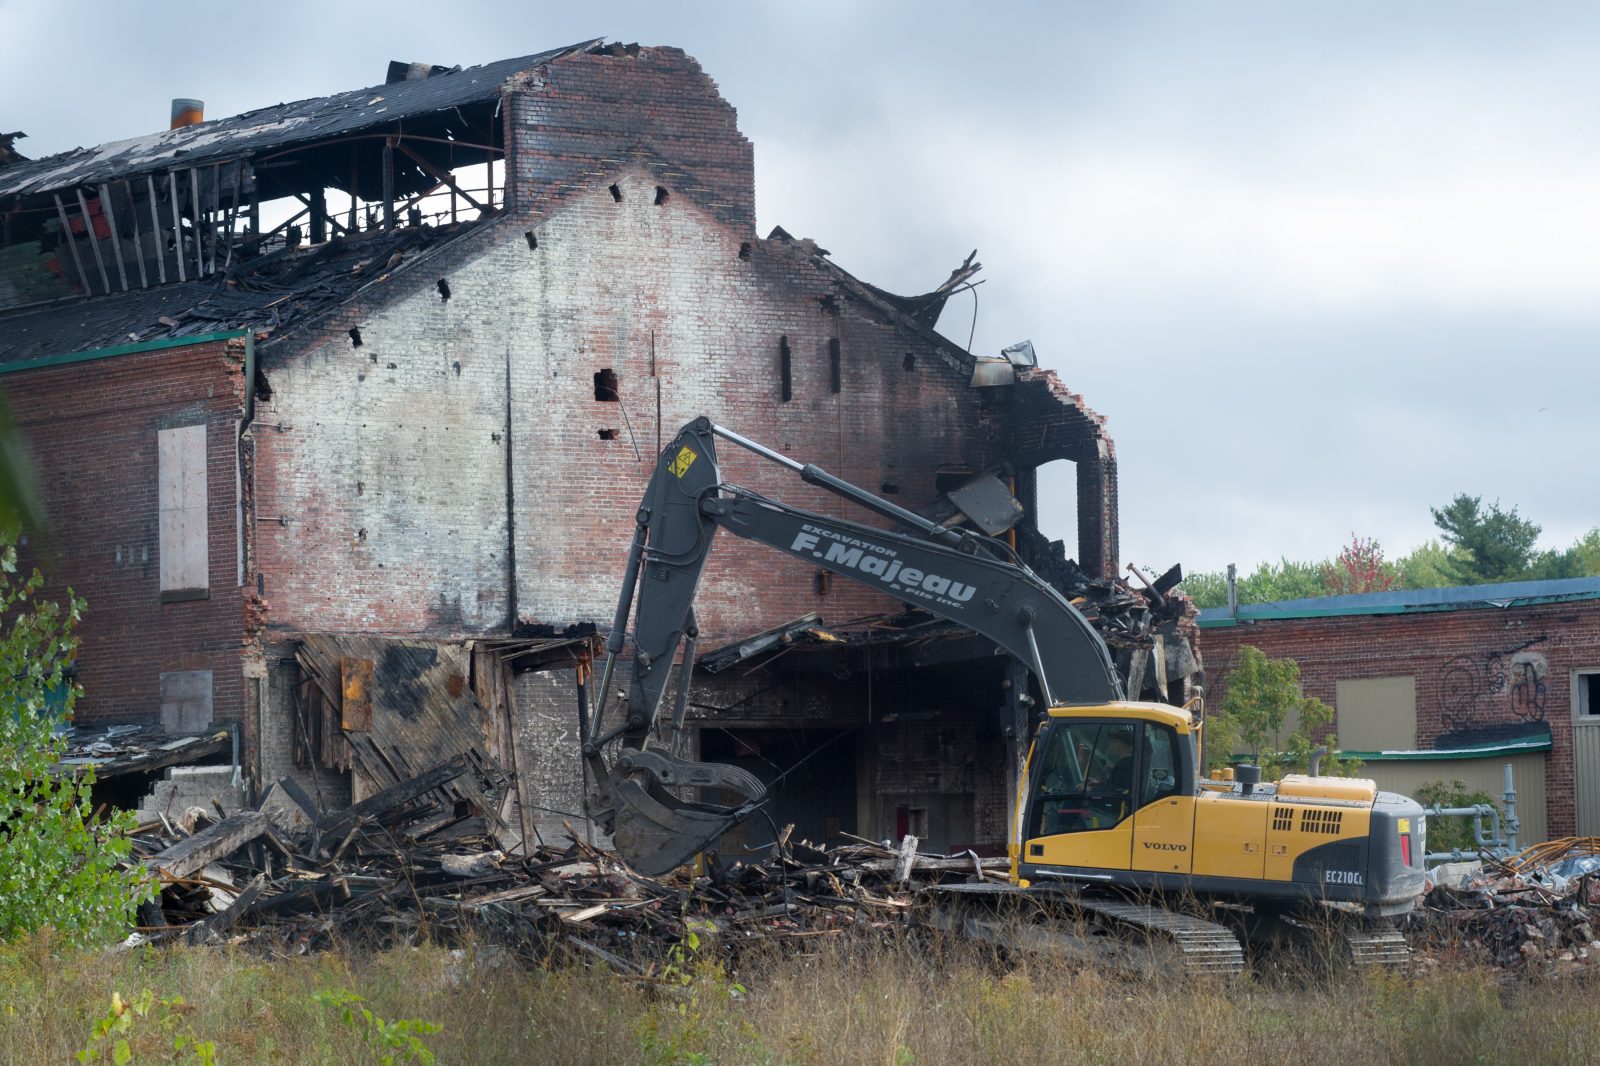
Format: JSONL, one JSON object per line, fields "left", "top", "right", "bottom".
{"left": 1, "top": 929, "right": 1596, "bottom": 1065}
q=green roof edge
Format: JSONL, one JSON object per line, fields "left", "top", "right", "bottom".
{"left": 0, "top": 330, "right": 248, "bottom": 376}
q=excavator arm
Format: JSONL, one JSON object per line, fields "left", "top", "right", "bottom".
{"left": 583, "top": 417, "right": 1123, "bottom": 874}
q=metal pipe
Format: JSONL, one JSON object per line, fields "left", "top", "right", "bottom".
{"left": 1023, "top": 619, "right": 1055, "bottom": 709}
{"left": 1502, "top": 761, "right": 1520, "bottom": 853}
{"left": 710, "top": 422, "right": 803, "bottom": 472}
{"left": 710, "top": 421, "right": 964, "bottom": 547}
{"left": 590, "top": 521, "right": 648, "bottom": 743}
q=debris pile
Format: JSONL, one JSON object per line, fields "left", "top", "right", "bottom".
{"left": 129, "top": 756, "right": 1006, "bottom": 969}
{"left": 1406, "top": 839, "right": 1600, "bottom": 973}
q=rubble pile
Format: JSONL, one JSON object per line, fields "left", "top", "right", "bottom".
{"left": 1405, "top": 838, "right": 1600, "bottom": 973}
{"left": 128, "top": 757, "right": 1007, "bottom": 970}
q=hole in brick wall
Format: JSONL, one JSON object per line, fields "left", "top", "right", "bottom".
{"left": 253, "top": 368, "right": 273, "bottom": 402}
{"left": 437, "top": 278, "right": 451, "bottom": 301}
{"left": 738, "top": 242, "right": 752, "bottom": 260}
{"left": 525, "top": 231, "right": 538, "bottom": 250}
{"left": 348, "top": 327, "right": 363, "bottom": 347}
{"left": 386, "top": 362, "right": 397, "bottom": 370}
{"left": 1031, "top": 459, "right": 1079, "bottom": 556}
{"left": 357, "top": 481, "right": 364, "bottom": 496}
{"left": 369, "top": 351, "right": 377, "bottom": 363}
{"left": 597, "top": 428, "right": 619, "bottom": 440}
{"left": 654, "top": 186, "right": 669, "bottom": 205}
{"left": 880, "top": 482, "right": 900, "bottom": 495}
{"left": 594, "top": 368, "right": 619, "bottom": 401}
{"left": 829, "top": 338, "right": 841, "bottom": 394}
{"left": 357, "top": 528, "right": 366, "bottom": 541}
{"left": 902, "top": 352, "right": 916, "bottom": 371}
{"left": 934, "top": 468, "right": 972, "bottom": 495}
{"left": 452, "top": 361, "right": 461, "bottom": 376}
{"left": 814, "top": 570, "right": 832, "bottom": 595}
{"left": 609, "top": 183, "right": 623, "bottom": 202}
{"left": 819, "top": 294, "right": 839, "bottom": 315}
{"left": 779, "top": 337, "right": 792, "bottom": 402}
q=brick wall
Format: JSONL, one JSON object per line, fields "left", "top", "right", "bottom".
{"left": 4, "top": 337, "right": 249, "bottom": 724}
{"left": 254, "top": 165, "right": 1021, "bottom": 644}
{"left": 242, "top": 45, "right": 1124, "bottom": 848}
{"left": 1199, "top": 600, "right": 1600, "bottom": 838}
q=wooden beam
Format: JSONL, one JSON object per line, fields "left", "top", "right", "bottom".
{"left": 189, "top": 167, "right": 204, "bottom": 277}
{"left": 206, "top": 164, "right": 221, "bottom": 275}
{"left": 74, "top": 187, "right": 110, "bottom": 293}
{"left": 98, "top": 183, "right": 128, "bottom": 291}
{"left": 146, "top": 175, "right": 166, "bottom": 284}
{"left": 125, "top": 180, "right": 149, "bottom": 288}
{"left": 169, "top": 170, "right": 186, "bottom": 282}
{"left": 315, "top": 751, "right": 471, "bottom": 847}
{"left": 145, "top": 811, "right": 269, "bottom": 880}
{"left": 51, "top": 193, "right": 92, "bottom": 294}
{"left": 395, "top": 141, "right": 487, "bottom": 214}
{"left": 382, "top": 136, "right": 395, "bottom": 230}
{"left": 246, "top": 161, "right": 260, "bottom": 249}
{"left": 221, "top": 160, "right": 242, "bottom": 271}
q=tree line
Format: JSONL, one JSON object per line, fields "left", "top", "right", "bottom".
{"left": 1181, "top": 493, "right": 1600, "bottom": 610}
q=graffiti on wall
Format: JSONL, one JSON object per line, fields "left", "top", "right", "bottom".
{"left": 1438, "top": 635, "right": 1549, "bottom": 732}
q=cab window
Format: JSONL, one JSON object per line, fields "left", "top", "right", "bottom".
{"left": 1139, "top": 724, "right": 1180, "bottom": 807}
{"left": 1030, "top": 721, "right": 1138, "bottom": 836}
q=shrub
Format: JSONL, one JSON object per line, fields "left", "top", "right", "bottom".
{"left": 0, "top": 540, "right": 153, "bottom": 947}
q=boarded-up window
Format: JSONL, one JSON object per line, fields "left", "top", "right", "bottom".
{"left": 159, "top": 424, "right": 208, "bottom": 599}
{"left": 1335, "top": 676, "right": 1417, "bottom": 752}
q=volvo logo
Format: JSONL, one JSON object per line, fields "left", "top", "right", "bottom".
{"left": 1142, "top": 841, "right": 1187, "bottom": 852}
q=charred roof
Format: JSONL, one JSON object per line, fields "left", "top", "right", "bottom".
{"left": 0, "top": 42, "right": 595, "bottom": 198}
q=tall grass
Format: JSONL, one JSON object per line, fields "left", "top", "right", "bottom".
{"left": 0, "top": 930, "right": 1594, "bottom": 1065}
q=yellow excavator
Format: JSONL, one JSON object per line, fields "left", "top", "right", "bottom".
{"left": 580, "top": 418, "right": 1426, "bottom": 972}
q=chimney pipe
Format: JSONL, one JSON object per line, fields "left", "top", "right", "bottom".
{"left": 170, "top": 99, "right": 204, "bottom": 130}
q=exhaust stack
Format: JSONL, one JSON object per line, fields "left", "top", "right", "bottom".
{"left": 170, "top": 99, "right": 204, "bottom": 130}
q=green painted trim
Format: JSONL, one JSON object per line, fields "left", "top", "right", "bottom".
{"left": 1199, "top": 591, "right": 1600, "bottom": 627}
{"left": 1342, "top": 738, "right": 1552, "bottom": 761}
{"left": 0, "top": 330, "right": 248, "bottom": 376}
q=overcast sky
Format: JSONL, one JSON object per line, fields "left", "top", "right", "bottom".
{"left": 3, "top": 1, "right": 1595, "bottom": 575}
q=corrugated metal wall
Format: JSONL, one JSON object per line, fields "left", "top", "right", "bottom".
{"left": 1574, "top": 720, "right": 1600, "bottom": 836}
{"left": 1362, "top": 752, "right": 1547, "bottom": 847}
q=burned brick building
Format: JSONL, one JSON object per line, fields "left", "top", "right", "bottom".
{"left": 0, "top": 42, "right": 1181, "bottom": 853}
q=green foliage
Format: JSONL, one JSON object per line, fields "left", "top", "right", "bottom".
{"left": 1394, "top": 538, "right": 1461, "bottom": 589}
{"left": 0, "top": 542, "right": 153, "bottom": 947}
{"left": 74, "top": 990, "right": 216, "bottom": 1065}
{"left": 1414, "top": 779, "right": 1501, "bottom": 856}
{"left": 637, "top": 927, "right": 756, "bottom": 1066}
{"left": 1430, "top": 494, "right": 1542, "bottom": 584}
{"left": 1202, "top": 646, "right": 1358, "bottom": 779}
{"left": 1320, "top": 534, "right": 1400, "bottom": 595}
{"left": 1179, "top": 557, "right": 1328, "bottom": 609}
{"left": 315, "top": 990, "right": 440, "bottom": 1065}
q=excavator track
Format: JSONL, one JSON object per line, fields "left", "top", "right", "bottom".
{"left": 1230, "top": 909, "right": 1412, "bottom": 971}
{"left": 1340, "top": 921, "right": 1410, "bottom": 969}
{"left": 921, "top": 885, "right": 1246, "bottom": 977}
{"left": 1075, "top": 897, "right": 1247, "bottom": 975}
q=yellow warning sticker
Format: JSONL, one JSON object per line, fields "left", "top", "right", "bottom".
{"left": 669, "top": 445, "right": 698, "bottom": 478}
{"left": 1397, "top": 818, "right": 1410, "bottom": 834}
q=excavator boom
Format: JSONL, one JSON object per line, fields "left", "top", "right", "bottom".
{"left": 583, "top": 417, "right": 1122, "bottom": 873}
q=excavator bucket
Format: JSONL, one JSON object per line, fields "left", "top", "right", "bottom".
{"left": 610, "top": 779, "right": 757, "bottom": 876}
{"left": 603, "top": 748, "right": 768, "bottom": 875}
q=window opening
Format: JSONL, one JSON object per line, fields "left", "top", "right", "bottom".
{"left": 1580, "top": 672, "right": 1600, "bottom": 716}
{"left": 593, "top": 368, "right": 619, "bottom": 401}
{"left": 1030, "top": 720, "right": 1138, "bottom": 836}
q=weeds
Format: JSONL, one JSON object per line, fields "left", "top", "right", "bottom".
{"left": 0, "top": 933, "right": 1594, "bottom": 1065}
